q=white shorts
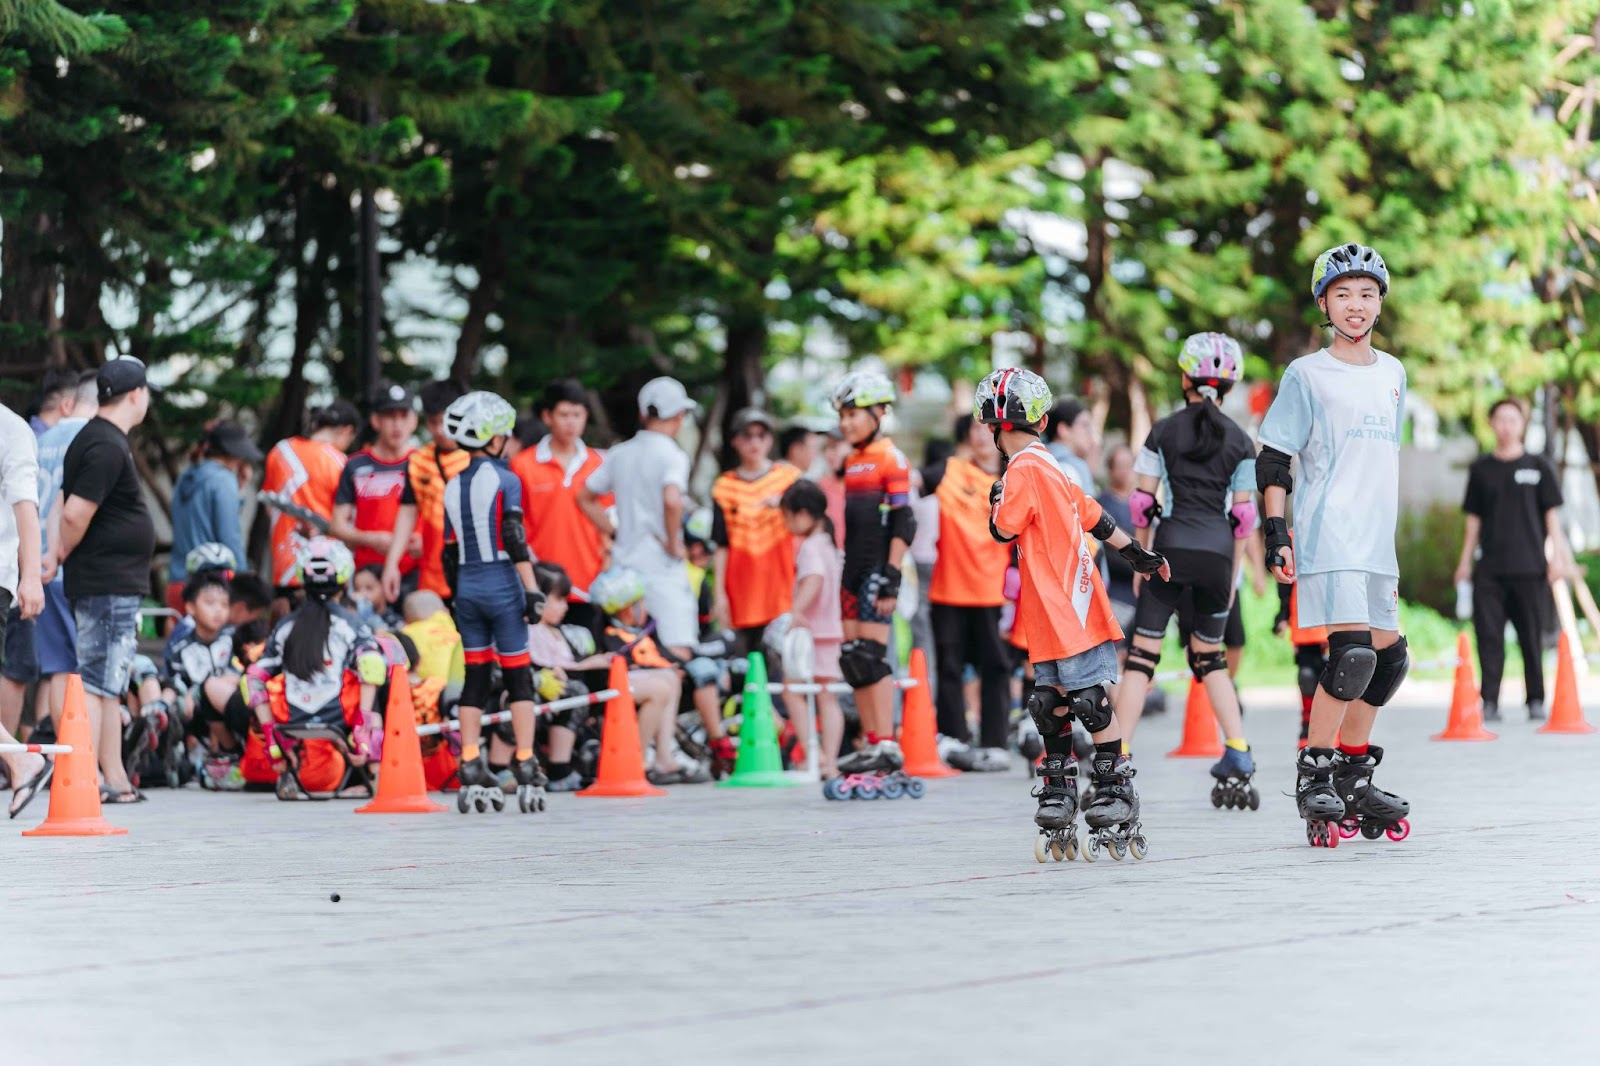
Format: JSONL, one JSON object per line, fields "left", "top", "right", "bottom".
{"left": 638, "top": 565, "right": 699, "bottom": 649}
{"left": 1295, "top": 571, "right": 1400, "bottom": 631}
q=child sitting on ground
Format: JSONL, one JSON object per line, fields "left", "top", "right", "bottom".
{"left": 526, "top": 562, "right": 615, "bottom": 791}
{"left": 353, "top": 563, "right": 404, "bottom": 631}
{"left": 162, "top": 570, "right": 250, "bottom": 788}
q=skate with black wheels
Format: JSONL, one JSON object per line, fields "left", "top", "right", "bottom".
{"left": 1209, "top": 745, "right": 1259, "bottom": 811}
{"left": 1333, "top": 746, "right": 1409, "bottom": 843}
{"left": 1031, "top": 753, "right": 1079, "bottom": 863}
{"left": 456, "top": 755, "right": 506, "bottom": 814}
{"left": 512, "top": 755, "right": 548, "bottom": 814}
{"left": 1081, "top": 753, "right": 1147, "bottom": 862}
{"left": 1296, "top": 748, "right": 1344, "bottom": 848}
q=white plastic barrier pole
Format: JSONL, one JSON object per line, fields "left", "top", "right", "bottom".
{"left": 0, "top": 744, "right": 71, "bottom": 754}
{"left": 414, "top": 689, "right": 619, "bottom": 736}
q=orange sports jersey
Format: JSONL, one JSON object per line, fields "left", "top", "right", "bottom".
{"left": 406, "top": 444, "right": 472, "bottom": 597}
{"left": 930, "top": 457, "right": 1009, "bottom": 607}
{"left": 992, "top": 442, "right": 1124, "bottom": 663}
{"left": 511, "top": 440, "right": 610, "bottom": 599}
{"left": 711, "top": 464, "right": 800, "bottom": 629}
{"left": 263, "top": 437, "right": 347, "bottom": 587}
{"left": 841, "top": 436, "right": 912, "bottom": 577}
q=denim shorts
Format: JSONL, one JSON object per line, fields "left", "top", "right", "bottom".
{"left": 72, "top": 594, "right": 142, "bottom": 698}
{"left": 453, "top": 566, "right": 531, "bottom": 667}
{"left": 36, "top": 582, "right": 78, "bottom": 675}
{"left": 1033, "top": 640, "right": 1120, "bottom": 692}
{"left": 1, "top": 606, "right": 37, "bottom": 683}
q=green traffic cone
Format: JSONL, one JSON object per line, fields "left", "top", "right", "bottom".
{"left": 717, "top": 652, "right": 801, "bottom": 788}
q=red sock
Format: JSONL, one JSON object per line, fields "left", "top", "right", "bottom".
{"left": 1338, "top": 742, "right": 1369, "bottom": 757}
{"left": 867, "top": 732, "right": 890, "bottom": 745}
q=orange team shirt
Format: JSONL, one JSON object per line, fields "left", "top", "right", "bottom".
{"left": 711, "top": 463, "right": 800, "bottom": 629}
{"left": 930, "top": 456, "right": 1009, "bottom": 607}
{"left": 404, "top": 444, "right": 472, "bottom": 597}
{"left": 992, "top": 441, "right": 1124, "bottom": 663}
{"left": 262, "top": 437, "right": 347, "bottom": 588}
{"left": 510, "top": 438, "right": 611, "bottom": 600}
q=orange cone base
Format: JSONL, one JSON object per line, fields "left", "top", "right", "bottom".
{"left": 356, "top": 793, "right": 448, "bottom": 814}
{"left": 1432, "top": 719, "right": 1497, "bottom": 742}
{"left": 1537, "top": 719, "right": 1595, "bottom": 736}
{"left": 902, "top": 756, "right": 960, "bottom": 778}
{"left": 22, "top": 816, "right": 127, "bottom": 838}
{"left": 577, "top": 779, "right": 667, "bottom": 798}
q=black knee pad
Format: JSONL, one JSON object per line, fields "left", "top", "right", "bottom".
{"left": 1027, "top": 687, "right": 1072, "bottom": 736}
{"left": 1294, "top": 645, "right": 1325, "bottom": 700}
{"left": 503, "top": 664, "right": 538, "bottom": 704}
{"left": 1187, "top": 647, "right": 1228, "bottom": 682}
{"left": 1321, "top": 632, "right": 1377, "bottom": 701}
{"left": 1067, "top": 685, "right": 1114, "bottom": 733}
{"left": 839, "top": 639, "right": 891, "bottom": 690}
{"left": 1360, "top": 637, "right": 1409, "bottom": 707}
{"left": 1124, "top": 645, "right": 1160, "bottom": 680}
{"left": 461, "top": 662, "right": 494, "bottom": 709}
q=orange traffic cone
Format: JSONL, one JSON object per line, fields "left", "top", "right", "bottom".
{"left": 1538, "top": 633, "right": 1594, "bottom": 735}
{"left": 1167, "top": 679, "right": 1224, "bottom": 758}
{"left": 23, "top": 674, "right": 126, "bottom": 837}
{"left": 357, "top": 666, "right": 448, "bottom": 814}
{"left": 899, "top": 649, "right": 958, "bottom": 778}
{"left": 1432, "top": 632, "right": 1495, "bottom": 741}
{"left": 579, "top": 658, "right": 668, "bottom": 797}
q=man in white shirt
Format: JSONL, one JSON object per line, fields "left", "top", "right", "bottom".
{"left": 580, "top": 378, "right": 700, "bottom": 653}
{"left": 0, "top": 402, "right": 48, "bottom": 816}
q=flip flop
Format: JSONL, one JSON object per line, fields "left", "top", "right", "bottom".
{"left": 8, "top": 760, "right": 53, "bottom": 819}
{"left": 99, "top": 787, "right": 145, "bottom": 804}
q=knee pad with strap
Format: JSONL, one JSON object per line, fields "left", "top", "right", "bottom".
{"left": 839, "top": 639, "right": 891, "bottom": 690}
{"left": 461, "top": 662, "right": 494, "bottom": 709}
{"left": 1124, "top": 644, "right": 1160, "bottom": 680}
{"left": 503, "top": 663, "right": 537, "bottom": 705}
{"left": 1187, "top": 646, "right": 1228, "bottom": 683}
{"left": 1030, "top": 684, "right": 1113, "bottom": 734}
{"left": 1321, "top": 632, "right": 1377, "bottom": 701}
{"left": 1360, "top": 636, "right": 1409, "bottom": 707}
{"left": 1067, "top": 684, "right": 1114, "bottom": 734}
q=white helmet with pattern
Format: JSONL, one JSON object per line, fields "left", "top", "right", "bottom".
{"left": 185, "top": 542, "right": 238, "bottom": 576}
{"left": 295, "top": 535, "right": 355, "bottom": 595}
{"left": 442, "top": 391, "right": 517, "bottom": 449}
{"left": 830, "top": 369, "right": 897, "bottom": 412}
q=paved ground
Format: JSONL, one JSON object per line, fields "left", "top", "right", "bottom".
{"left": 4, "top": 681, "right": 1599, "bottom": 1066}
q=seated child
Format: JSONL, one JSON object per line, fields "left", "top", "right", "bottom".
{"left": 528, "top": 562, "right": 616, "bottom": 791}
{"left": 402, "top": 590, "right": 465, "bottom": 702}
{"left": 353, "top": 563, "right": 404, "bottom": 631}
{"left": 589, "top": 567, "right": 711, "bottom": 785}
{"left": 242, "top": 537, "right": 387, "bottom": 794}
{"left": 161, "top": 571, "right": 250, "bottom": 788}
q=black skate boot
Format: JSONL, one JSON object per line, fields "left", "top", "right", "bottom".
{"left": 1296, "top": 748, "right": 1344, "bottom": 848}
{"left": 1332, "top": 746, "right": 1409, "bottom": 842}
{"left": 456, "top": 754, "right": 506, "bottom": 814}
{"left": 1031, "top": 754, "right": 1078, "bottom": 862}
{"left": 511, "top": 754, "right": 548, "bottom": 814}
{"left": 1082, "top": 753, "right": 1146, "bottom": 861}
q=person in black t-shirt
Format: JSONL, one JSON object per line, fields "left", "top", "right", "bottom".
{"left": 1455, "top": 398, "right": 1578, "bottom": 723}
{"left": 59, "top": 358, "right": 157, "bottom": 802}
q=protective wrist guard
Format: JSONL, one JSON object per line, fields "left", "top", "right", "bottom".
{"left": 261, "top": 720, "right": 282, "bottom": 760}
{"left": 525, "top": 587, "right": 547, "bottom": 623}
{"left": 350, "top": 711, "right": 383, "bottom": 763}
{"left": 1263, "top": 516, "right": 1292, "bottom": 570}
{"left": 864, "top": 566, "right": 901, "bottom": 603}
{"left": 1118, "top": 541, "right": 1166, "bottom": 576}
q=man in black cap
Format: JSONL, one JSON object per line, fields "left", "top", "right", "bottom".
{"left": 59, "top": 357, "right": 157, "bottom": 802}
{"left": 332, "top": 381, "right": 420, "bottom": 580}
{"left": 167, "top": 419, "right": 263, "bottom": 614}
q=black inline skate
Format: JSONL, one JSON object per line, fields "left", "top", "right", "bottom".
{"left": 512, "top": 754, "right": 548, "bottom": 814}
{"left": 1209, "top": 745, "right": 1259, "bottom": 811}
{"left": 456, "top": 754, "right": 506, "bottom": 814}
{"left": 1032, "top": 753, "right": 1079, "bottom": 862}
{"left": 1296, "top": 748, "right": 1345, "bottom": 848}
{"left": 1082, "top": 753, "right": 1147, "bottom": 861}
{"left": 1332, "top": 746, "right": 1409, "bottom": 842}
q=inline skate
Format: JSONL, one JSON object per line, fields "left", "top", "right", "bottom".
{"left": 1209, "top": 745, "right": 1259, "bottom": 811}
{"left": 1082, "top": 753, "right": 1146, "bottom": 861}
{"left": 1333, "top": 746, "right": 1409, "bottom": 842}
{"left": 1032, "top": 753, "right": 1079, "bottom": 862}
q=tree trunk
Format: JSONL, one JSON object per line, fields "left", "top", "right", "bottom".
{"left": 716, "top": 310, "right": 767, "bottom": 470}
{"left": 450, "top": 228, "right": 506, "bottom": 388}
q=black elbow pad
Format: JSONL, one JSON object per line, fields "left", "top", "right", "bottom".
{"left": 1256, "top": 447, "right": 1294, "bottom": 495}
{"left": 888, "top": 505, "right": 917, "bottom": 547}
{"left": 501, "top": 509, "right": 531, "bottom": 564}
{"left": 1089, "top": 511, "right": 1117, "bottom": 542}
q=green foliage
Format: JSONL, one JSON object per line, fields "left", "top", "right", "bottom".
{"left": 1397, "top": 503, "right": 1467, "bottom": 617}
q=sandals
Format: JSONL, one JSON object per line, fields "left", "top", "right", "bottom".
{"left": 8, "top": 759, "right": 53, "bottom": 819}
{"left": 99, "top": 787, "right": 146, "bottom": 804}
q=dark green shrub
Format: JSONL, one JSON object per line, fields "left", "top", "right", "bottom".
{"left": 1396, "top": 503, "right": 1464, "bottom": 617}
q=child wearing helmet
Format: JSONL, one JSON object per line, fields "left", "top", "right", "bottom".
{"left": 162, "top": 569, "right": 247, "bottom": 776}
{"left": 1258, "top": 242, "right": 1412, "bottom": 848}
{"left": 1109, "top": 333, "right": 1260, "bottom": 809}
{"left": 590, "top": 567, "right": 711, "bottom": 784}
{"left": 829, "top": 368, "right": 916, "bottom": 775}
{"left": 435, "top": 391, "right": 552, "bottom": 812}
{"left": 978, "top": 366, "right": 1169, "bottom": 862}
{"left": 242, "top": 536, "right": 388, "bottom": 794}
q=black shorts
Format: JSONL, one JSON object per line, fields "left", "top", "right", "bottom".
{"left": 1133, "top": 548, "right": 1233, "bottom": 645}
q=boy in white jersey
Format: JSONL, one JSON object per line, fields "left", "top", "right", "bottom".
{"left": 1257, "top": 243, "right": 1411, "bottom": 849}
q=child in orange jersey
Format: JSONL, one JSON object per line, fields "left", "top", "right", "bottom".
{"left": 979, "top": 368, "right": 1169, "bottom": 862}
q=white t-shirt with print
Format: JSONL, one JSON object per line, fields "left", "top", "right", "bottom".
{"left": 1258, "top": 348, "right": 1406, "bottom": 578}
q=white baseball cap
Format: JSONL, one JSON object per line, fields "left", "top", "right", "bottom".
{"left": 638, "top": 377, "right": 699, "bottom": 419}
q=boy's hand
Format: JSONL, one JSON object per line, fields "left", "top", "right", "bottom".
{"left": 15, "top": 573, "right": 43, "bottom": 620}
{"left": 1263, "top": 517, "right": 1295, "bottom": 583}
{"left": 381, "top": 564, "right": 403, "bottom": 604}
{"left": 865, "top": 566, "right": 900, "bottom": 616}
{"left": 1117, "top": 542, "right": 1168, "bottom": 582}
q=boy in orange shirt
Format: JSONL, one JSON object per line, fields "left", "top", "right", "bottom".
{"left": 979, "top": 368, "right": 1169, "bottom": 862}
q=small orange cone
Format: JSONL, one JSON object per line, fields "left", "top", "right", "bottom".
{"left": 579, "top": 658, "right": 667, "bottom": 798}
{"left": 1167, "top": 679, "right": 1224, "bottom": 758}
{"left": 899, "top": 649, "right": 959, "bottom": 778}
{"left": 23, "top": 674, "right": 126, "bottom": 837}
{"left": 1433, "top": 632, "right": 1495, "bottom": 741}
{"left": 1538, "top": 633, "right": 1594, "bottom": 735}
{"left": 357, "top": 666, "right": 448, "bottom": 814}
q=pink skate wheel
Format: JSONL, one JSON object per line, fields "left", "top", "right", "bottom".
{"left": 1386, "top": 819, "right": 1410, "bottom": 842}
